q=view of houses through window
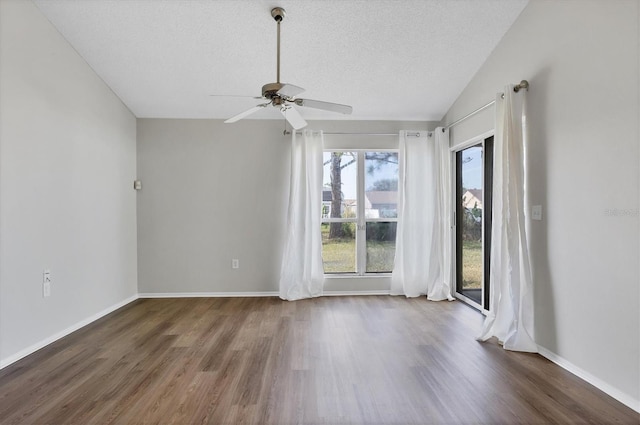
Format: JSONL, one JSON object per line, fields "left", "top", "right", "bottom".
{"left": 321, "top": 151, "right": 399, "bottom": 274}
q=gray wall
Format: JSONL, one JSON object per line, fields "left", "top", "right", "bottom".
{"left": 442, "top": 0, "right": 639, "bottom": 406}
{"left": 0, "top": 0, "right": 138, "bottom": 363}
{"left": 136, "top": 119, "right": 434, "bottom": 295}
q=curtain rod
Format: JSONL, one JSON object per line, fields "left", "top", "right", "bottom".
{"left": 444, "top": 80, "right": 529, "bottom": 131}
{"left": 283, "top": 131, "right": 427, "bottom": 137}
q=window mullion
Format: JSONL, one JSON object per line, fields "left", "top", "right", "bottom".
{"left": 356, "top": 151, "right": 366, "bottom": 275}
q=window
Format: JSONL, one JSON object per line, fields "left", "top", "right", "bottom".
{"left": 321, "top": 151, "right": 399, "bottom": 275}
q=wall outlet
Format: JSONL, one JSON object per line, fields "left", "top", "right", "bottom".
{"left": 43, "top": 270, "right": 51, "bottom": 297}
{"left": 232, "top": 259, "right": 239, "bottom": 269}
{"left": 532, "top": 205, "right": 543, "bottom": 221}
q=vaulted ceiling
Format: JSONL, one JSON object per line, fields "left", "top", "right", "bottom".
{"left": 34, "top": 0, "right": 528, "bottom": 121}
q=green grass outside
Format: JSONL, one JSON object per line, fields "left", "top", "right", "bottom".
{"left": 366, "top": 242, "right": 395, "bottom": 273}
{"left": 320, "top": 225, "right": 482, "bottom": 280}
{"left": 321, "top": 224, "right": 395, "bottom": 273}
{"left": 321, "top": 223, "right": 355, "bottom": 273}
{"left": 462, "top": 239, "right": 482, "bottom": 289}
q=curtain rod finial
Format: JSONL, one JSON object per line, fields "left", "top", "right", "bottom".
{"left": 514, "top": 80, "right": 529, "bottom": 92}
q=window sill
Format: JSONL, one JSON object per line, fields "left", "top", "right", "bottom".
{"left": 324, "top": 273, "right": 392, "bottom": 279}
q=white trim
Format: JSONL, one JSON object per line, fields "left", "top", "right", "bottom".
{"left": 321, "top": 218, "right": 357, "bottom": 223}
{"left": 0, "top": 294, "right": 139, "bottom": 370}
{"left": 140, "top": 291, "right": 392, "bottom": 298}
{"left": 322, "top": 290, "right": 390, "bottom": 296}
{"left": 356, "top": 151, "right": 366, "bottom": 274}
{"left": 364, "top": 218, "right": 398, "bottom": 223}
{"left": 449, "top": 129, "right": 495, "bottom": 152}
{"left": 537, "top": 345, "right": 640, "bottom": 413}
{"left": 323, "top": 148, "right": 399, "bottom": 153}
{"left": 138, "top": 291, "right": 279, "bottom": 298}
{"left": 324, "top": 273, "right": 392, "bottom": 279}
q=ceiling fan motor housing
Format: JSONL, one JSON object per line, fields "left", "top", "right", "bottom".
{"left": 262, "top": 82, "right": 286, "bottom": 100}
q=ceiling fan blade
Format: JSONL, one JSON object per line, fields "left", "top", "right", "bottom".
{"left": 224, "top": 103, "right": 270, "bottom": 123}
{"left": 280, "top": 106, "right": 307, "bottom": 130}
{"left": 294, "top": 98, "right": 353, "bottom": 115}
{"left": 277, "top": 84, "right": 305, "bottom": 99}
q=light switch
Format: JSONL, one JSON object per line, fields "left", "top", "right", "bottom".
{"left": 532, "top": 205, "right": 542, "bottom": 221}
{"left": 43, "top": 269, "right": 51, "bottom": 297}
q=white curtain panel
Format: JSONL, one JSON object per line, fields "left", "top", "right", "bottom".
{"left": 278, "top": 130, "right": 324, "bottom": 301}
{"left": 391, "top": 131, "right": 453, "bottom": 300}
{"left": 478, "top": 86, "right": 537, "bottom": 352}
{"left": 428, "top": 128, "right": 454, "bottom": 301}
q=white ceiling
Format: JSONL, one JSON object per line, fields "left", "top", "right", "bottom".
{"left": 33, "top": 0, "right": 528, "bottom": 122}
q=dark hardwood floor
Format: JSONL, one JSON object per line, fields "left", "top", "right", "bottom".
{"left": 0, "top": 297, "right": 637, "bottom": 424}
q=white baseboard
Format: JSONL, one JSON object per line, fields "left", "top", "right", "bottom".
{"left": 322, "top": 290, "right": 390, "bottom": 296}
{"left": 537, "top": 345, "right": 640, "bottom": 413}
{"left": 139, "top": 290, "right": 391, "bottom": 299}
{"left": 0, "top": 294, "right": 139, "bottom": 370}
{"left": 138, "top": 291, "right": 279, "bottom": 298}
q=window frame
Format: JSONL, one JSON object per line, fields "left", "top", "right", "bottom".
{"left": 321, "top": 149, "right": 399, "bottom": 276}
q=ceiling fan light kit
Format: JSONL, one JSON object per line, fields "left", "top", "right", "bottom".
{"left": 221, "top": 7, "right": 353, "bottom": 130}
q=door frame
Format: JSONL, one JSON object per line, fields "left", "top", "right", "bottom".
{"left": 450, "top": 130, "right": 494, "bottom": 314}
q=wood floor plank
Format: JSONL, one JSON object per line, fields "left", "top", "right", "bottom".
{"left": 165, "top": 371, "right": 219, "bottom": 425}
{"left": 0, "top": 296, "right": 637, "bottom": 424}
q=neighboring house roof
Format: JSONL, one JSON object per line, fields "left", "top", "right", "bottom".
{"left": 344, "top": 198, "right": 361, "bottom": 208}
{"left": 463, "top": 189, "right": 483, "bottom": 209}
{"left": 365, "top": 191, "right": 398, "bottom": 206}
{"left": 323, "top": 191, "right": 398, "bottom": 210}
{"left": 467, "top": 189, "right": 482, "bottom": 203}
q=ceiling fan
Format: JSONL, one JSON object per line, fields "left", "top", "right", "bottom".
{"left": 215, "top": 7, "right": 353, "bottom": 130}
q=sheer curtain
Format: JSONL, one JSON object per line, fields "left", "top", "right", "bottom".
{"left": 391, "top": 130, "right": 453, "bottom": 300}
{"left": 278, "top": 130, "right": 324, "bottom": 301}
{"left": 428, "top": 128, "right": 454, "bottom": 301}
{"left": 478, "top": 86, "right": 537, "bottom": 352}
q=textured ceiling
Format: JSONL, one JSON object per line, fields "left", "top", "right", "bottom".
{"left": 33, "top": 0, "right": 528, "bottom": 121}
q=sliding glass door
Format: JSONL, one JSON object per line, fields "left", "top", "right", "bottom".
{"left": 455, "top": 137, "right": 493, "bottom": 310}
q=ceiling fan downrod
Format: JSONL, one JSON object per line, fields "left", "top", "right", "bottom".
{"left": 271, "top": 7, "right": 286, "bottom": 84}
